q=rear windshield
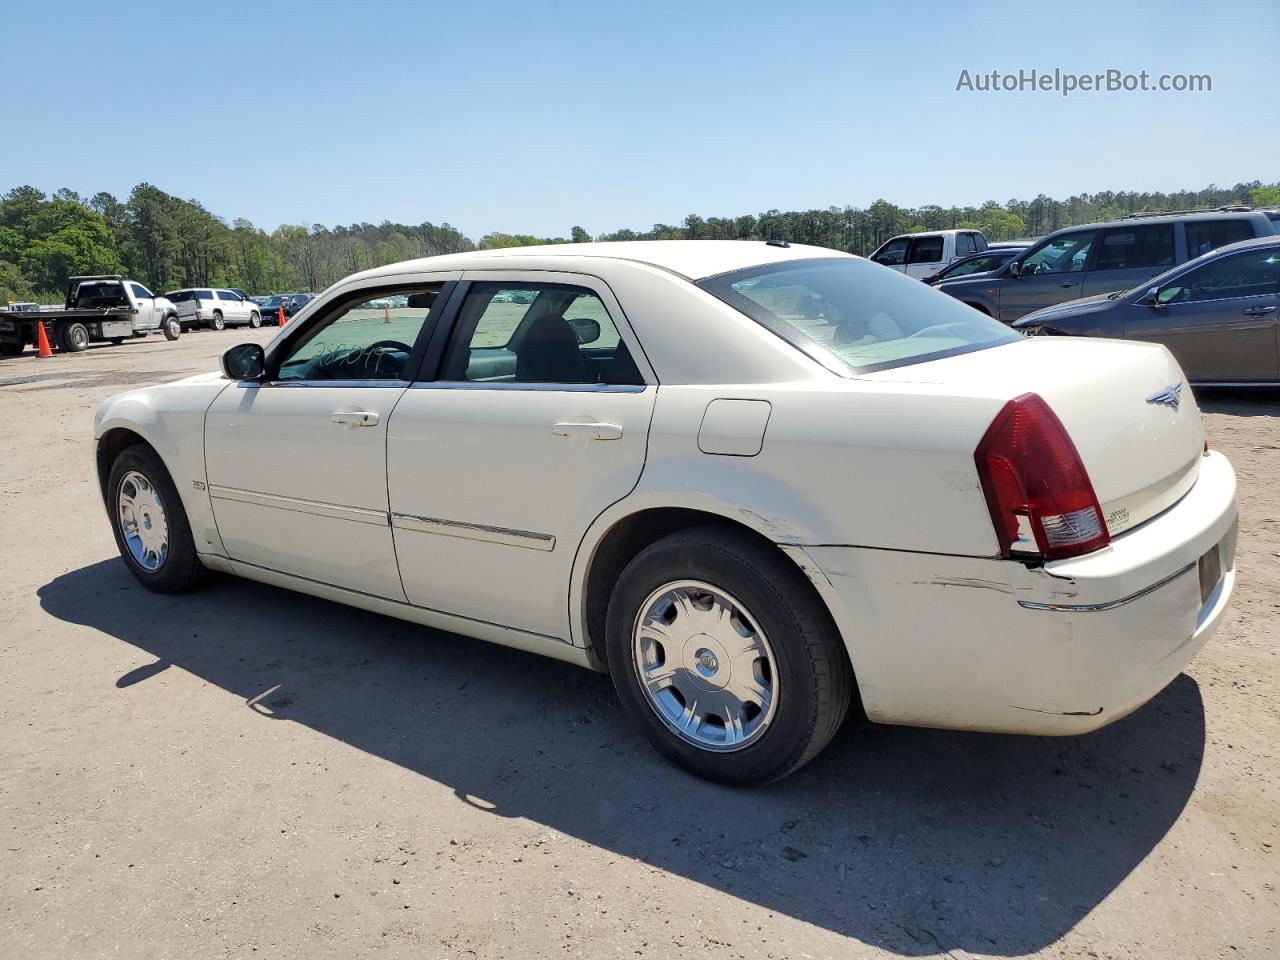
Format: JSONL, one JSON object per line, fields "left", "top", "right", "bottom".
{"left": 698, "top": 257, "right": 1019, "bottom": 375}
{"left": 166, "top": 290, "right": 197, "bottom": 302}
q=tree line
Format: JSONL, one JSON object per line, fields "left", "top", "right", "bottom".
{"left": 3, "top": 180, "right": 1278, "bottom": 303}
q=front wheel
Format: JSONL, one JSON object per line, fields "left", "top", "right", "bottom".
{"left": 107, "top": 444, "right": 204, "bottom": 592}
{"left": 248, "top": 311, "right": 261, "bottom": 328}
{"left": 163, "top": 317, "right": 181, "bottom": 341}
{"left": 605, "top": 526, "right": 853, "bottom": 784}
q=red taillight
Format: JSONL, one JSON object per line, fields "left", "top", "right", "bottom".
{"left": 974, "top": 392, "right": 1110, "bottom": 561}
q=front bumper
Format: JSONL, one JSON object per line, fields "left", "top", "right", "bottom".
{"left": 798, "top": 451, "right": 1238, "bottom": 735}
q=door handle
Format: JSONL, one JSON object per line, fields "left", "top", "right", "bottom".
{"left": 331, "top": 411, "right": 378, "bottom": 427}
{"left": 1058, "top": 281, "right": 1074, "bottom": 288}
{"left": 1243, "top": 305, "right": 1276, "bottom": 316}
{"left": 553, "top": 421, "right": 623, "bottom": 440}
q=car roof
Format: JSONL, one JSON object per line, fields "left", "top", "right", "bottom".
{"left": 1048, "top": 209, "right": 1270, "bottom": 236}
{"left": 352, "top": 240, "right": 853, "bottom": 284}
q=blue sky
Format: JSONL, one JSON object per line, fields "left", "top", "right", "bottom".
{"left": 4, "top": 0, "right": 1277, "bottom": 239}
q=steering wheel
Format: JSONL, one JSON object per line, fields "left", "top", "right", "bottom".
{"left": 363, "top": 340, "right": 413, "bottom": 354}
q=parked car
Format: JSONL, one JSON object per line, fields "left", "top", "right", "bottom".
{"left": 94, "top": 240, "right": 1237, "bottom": 784}
{"left": 1013, "top": 236, "right": 1280, "bottom": 384}
{"left": 938, "top": 208, "right": 1279, "bottom": 323}
{"left": 869, "top": 229, "right": 989, "bottom": 280}
{"left": 259, "top": 293, "right": 313, "bottom": 323}
{"left": 165, "top": 288, "right": 262, "bottom": 331}
{"left": 4, "top": 301, "right": 42, "bottom": 312}
{"left": 924, "top": 245, "right": 1027, "bottom": 284}
{"left": 1, "top": 276, "right": 179, "bottom": 355}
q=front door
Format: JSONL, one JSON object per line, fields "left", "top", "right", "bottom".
{"left": 1125, "top": 246, "right": 1280, "bottom": 382}
{"left": 1000, "top": 230, "right": 1097, "bottom": 322}
{"left": 387, "top": 273, "right": 656, "bottom": 640}
{"left": 204, "top": 280, "right": 452, "bottom": 599}
{"left": 1080, "top": 223, "right": 1177, "bottom": 299}
{"left": 130, "top": 282, "right": 157, "bottom": 330}
{"left": 903, "top": 235, "right": 946, "bottom": 280}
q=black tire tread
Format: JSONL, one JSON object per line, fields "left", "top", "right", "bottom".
{"left": 107, "top": 443, "right": 205, "bottom": 593}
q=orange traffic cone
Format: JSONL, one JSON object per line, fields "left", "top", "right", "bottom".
{"left": 277, "top": 306, "right": 285, "bottom": 326}
{"left": 36, "top": 321, "right": 53, "bottom": 358}
{"left": 383, "top": 304, "right": 390, "bottom": 324}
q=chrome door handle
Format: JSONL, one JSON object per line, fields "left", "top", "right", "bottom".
{"left": 1243, "top": 305, "right": 1276, "bottom": 316}
{"left": 331, "top": 411, "right": 378, "bottom": 427}
{"left": 553, "top": 421, "right": 623, "bottom": 440}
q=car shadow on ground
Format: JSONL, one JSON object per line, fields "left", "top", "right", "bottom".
{"left": 1194, "top": 386, "right": 1280, "bottom": 417}
{"left": 39, "top": 559, "right": 1207, "bottom": 957}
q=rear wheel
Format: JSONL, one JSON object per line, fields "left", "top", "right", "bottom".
{"left": 0, "top": 340, "right": 23, "bottom": 357}
{"left": 210, "top": 310, "right": 225, "bottom": 331}
{"left": 107, "top": 444, "right": 204, "bottom": 592}
{"left": 605, "top": 526, "right": 853, "bottom": 784}
{"left": 61, "top": 322, "right": 90, "bottom": 352}
{"left": 163, "top": 316, "right": 181, "bottom": 341}
{"left": 249, "top": 311, "right": 261, "bottom": 328}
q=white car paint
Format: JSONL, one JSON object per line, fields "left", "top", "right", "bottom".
{"left": 165, "top": 288, "right": 260, "bottom": 330}
{"left": 95, "top": 240, "right": 1237, "bottom": 738}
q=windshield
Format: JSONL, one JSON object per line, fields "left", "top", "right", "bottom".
{"left": 698, "top": 257, "right": 1019, "bottom": 375}
{"left": 262, "top": 295, "right": 286, "bottom": 307}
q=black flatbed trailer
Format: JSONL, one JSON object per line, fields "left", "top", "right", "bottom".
{"left": 0, "top": 276, "right": 179, "bottom": 356}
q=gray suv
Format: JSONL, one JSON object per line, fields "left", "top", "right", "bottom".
{"left": 1012, "top": 236, "right": 1280, "bottom": 384}
{"left": 936, "top": 208, "right": 1279, "bottom": 323}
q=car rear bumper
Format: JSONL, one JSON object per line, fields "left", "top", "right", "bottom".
{"left": 796, "top": 450, "right": 1237, "bottom": 735}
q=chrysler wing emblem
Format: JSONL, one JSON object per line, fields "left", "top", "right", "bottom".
{"left": 1146, "top": 383, "right": 1183, "bottom": 409}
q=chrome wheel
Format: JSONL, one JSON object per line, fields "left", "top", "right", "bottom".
{"left": 117, "top": 470, "right": 169, "bottom": 571}
{"left": 632, "top": 580, "right": 779, "bottom": 752}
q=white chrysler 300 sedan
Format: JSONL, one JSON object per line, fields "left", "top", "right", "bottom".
{"left": 95, "top": 241, "right": 1238, "bottom": 783}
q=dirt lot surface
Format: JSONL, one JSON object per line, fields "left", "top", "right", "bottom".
{"left": 1, "top": 331, "right": 1277, "bottom": 959}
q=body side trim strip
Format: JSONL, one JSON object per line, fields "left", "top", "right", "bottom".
{"left": 208, "top": 484, "right": 388, "bottom": 526}
{"left": 391, "top": 512, "right": 556, "bottom": 551}
{"left": 1016, "top": 561, "right": 1195, "bottom": 612}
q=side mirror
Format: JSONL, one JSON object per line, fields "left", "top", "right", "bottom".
{"left": 221, "top": 342, "right": 266, "bottom": 381}
{"left": 1008, "top": 260, "right": 1022, "bottom": 278}
{"left": 567, "top": 316, "right": 602, "bottom": 344}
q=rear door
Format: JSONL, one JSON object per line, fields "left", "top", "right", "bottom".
{"left": 1125, "top": 245, "right": 1280, "bottom": 382}
{"left": 386, "top": 272, "right": 656, "bottom": 641}
{"left": 1081, "top": 223, "right": 1176, "bottom": 298}
{"left": 1001, "top": 230, "right": 1097, "bottom": 322}
{"left": 904, "top": 235, "right": 946, "bottom": 279}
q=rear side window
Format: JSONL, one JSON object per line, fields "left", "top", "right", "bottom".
{"left": 1185, "top": 219, "right": 1255, "bottom": 258}
{"left": 972, "top": 232, "right": 988, "bottom": 252}
{"left": 1158, "top": 247, "right": 1280, "bottom": 303}
{"left": 907, "top": 236, "right": 944, "bottom": 264}
{"left": 871, "top": 238, "right": 909, "bottom": 266}
{"left": 1094, "top": 224, "right": 1175, "bottom": 271}
{"left": 698, "top": 257, "right": 1019, "bottom": 375}
{"left": 196, "top": 290, "right": 215, "bottom": 300}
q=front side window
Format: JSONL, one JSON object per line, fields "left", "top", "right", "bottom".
{"left": 1185, "top": 219, "right": 1255, "bottom": 258}
{"left": 1019, "top": 231, "right": 1096, "bottom": 275}
{"left": 275, "top": 286, "right": 442, "bottom": 382}
{"left": 907, "top": 236, "right": 945, "bottom": 264}
{"left": 941, "top": 252, "right": 1008, "bottom": 280}
{"left": 130, "top": 283, "right": 153, "bottom": 299}
{"left": 699, "top": 257, "right": 1019, "bottom": 375}
{"left": 872, "top": 238, "right": 909, "bottom": 266}
{"left": 1093, "top": 224, "right": 1175, "bottom": 271}
{"left": 956, "top": 233, "right": 974, "bottom": 257}
{"left": 217, "top": 289, "right": 240, "bottom": 301}
{"left": 441, "top": 282, "right": 640, "bottom": 385}
{"left": 1157, "top": 247, "right": 1280, "bottom": 304}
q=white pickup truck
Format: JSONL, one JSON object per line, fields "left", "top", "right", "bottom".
{"left": 869, "top": 229, "right": 989, "bottom": 280}
{"left": 0, "top": 276, "right": 180, "bottom": 356}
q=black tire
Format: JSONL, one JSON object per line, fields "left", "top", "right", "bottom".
{"left": 248, "top": 311, "right": 261, "bottom": 328}
{"left": 0, "top": 340, "right": 23, "bottom": 357}
{"left": 210, "top": 310, "right": 225, "bottom": 331}
{"left": 163, "top": 316, "right": 181, "bottom": 341}
{"left": 109, "top": 337, "right": 125, "bottom": 345}
{"left": 61, "top": 322, "right": 90, "bottom": 352}
{"left": 106, "top": 444, "right": 205, "bottom": 592}
{"left": 605, "top": 525, "right": 853, "bottom": 784}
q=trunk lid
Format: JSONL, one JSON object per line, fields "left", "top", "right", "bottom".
{"left": 862, "top": 336, "right": 1203, "bottom": 537}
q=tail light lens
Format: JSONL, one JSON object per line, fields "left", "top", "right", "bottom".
{"left": 974, "top": 392, "right": 1110, "bottom": 561}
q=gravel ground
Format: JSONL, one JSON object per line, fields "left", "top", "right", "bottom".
{"left": 1, "top": 330, "right": 1276, "bottom": 959}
